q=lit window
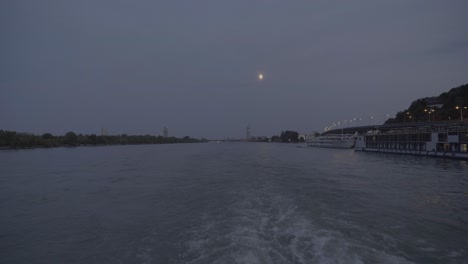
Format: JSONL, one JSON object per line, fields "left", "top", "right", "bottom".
{"left": 461, "top": 144, "right": 468, "bottom": 152}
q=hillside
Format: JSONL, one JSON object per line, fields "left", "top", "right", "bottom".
{"left": 385, "top": 83, "right": 468, "bottom": 124}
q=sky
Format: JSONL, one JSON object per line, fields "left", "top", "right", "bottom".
{"left": 1, "top": 0, "right": 468, "bottom": 139}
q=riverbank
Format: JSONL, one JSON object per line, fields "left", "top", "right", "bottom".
{"left": 0, "top": 130, "right": 207, "bottom": 150}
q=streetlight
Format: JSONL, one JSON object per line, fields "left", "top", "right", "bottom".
{"left": 380, "top": 114, "right": 390, "bottom": 124}
{"left": 424, "top": 108, "right": 435, "bottom": 122}
{"left": 405, "top": 112, "right": 410, "bottom": 123}
{"left": 455, "top": 106, "right": 467, "bottom": 121}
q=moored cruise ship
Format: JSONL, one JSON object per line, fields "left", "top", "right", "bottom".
{"left": 354, "top": 125, "right": 468, "bottom": 159}
{"left": 307, "top": 132, "right": 357, "bottom": 148}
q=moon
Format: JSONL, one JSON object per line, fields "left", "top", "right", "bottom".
{"left": 258, "top": 73, "right": 264, "bottom": 80}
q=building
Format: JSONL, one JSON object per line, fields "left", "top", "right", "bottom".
{"left": 101, "top": 128, "right": 109, "bottom": 136}
{"left": 424, "top": 97, "right": 443, "bottom": 109}
{"left": 246, "top": 124, "right": 251, "bottom": 139}
{"left": 163, "top": 127, "right": 168, "bottom": 138}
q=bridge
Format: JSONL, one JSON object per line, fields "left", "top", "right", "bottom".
{"left": 322, "top": 121, "right": 468, "bottom": 135}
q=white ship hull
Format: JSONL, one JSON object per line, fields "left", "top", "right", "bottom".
{"left": 307, "top": 138, "right": 355, "bottom": 148}
{"left": 306, "top": 133, "right": 357, "bottom": 149}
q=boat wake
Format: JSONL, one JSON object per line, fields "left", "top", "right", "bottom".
{"left": 178, "top": 186, "right": 412, "bottom": 264}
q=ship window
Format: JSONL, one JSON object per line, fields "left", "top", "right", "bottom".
{"left": 424, "top": 133, "right": 431, "bottom": 142}
{"left": 460, "top": 133, "right": 468, "bottom": 143}
{"left": 436, "top": 143, "right": 444, "bottom": 151}
{"left": 438, "top": 133, "right": 447, "bottom": 142}
{"left": 461, "top": 144, "right": 468, "bottom": 153}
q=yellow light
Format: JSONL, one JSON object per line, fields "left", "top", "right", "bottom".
{"left": 258, "top": 74, "right": 263, "bottom": 80}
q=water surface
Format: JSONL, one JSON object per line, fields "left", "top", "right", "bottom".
{"left": 1, "top": 143, "right": 467, "bottom": 263}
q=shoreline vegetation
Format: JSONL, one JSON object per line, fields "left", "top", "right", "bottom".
{"left": 386, "top": 83, "right": 468, "bottom": 124}
{"left": 0, "top": 130, "right": 207, "bottom": 150}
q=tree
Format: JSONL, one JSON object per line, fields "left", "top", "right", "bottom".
{"left": 280, "top": 131, "right": 299, "bottom": 142}
{"left": 64, "top": 131, "right": 78, "bottom": 146}
{"left": 271, "top": 135, "right": 281, "bottom": 142}
{"left": 386, "top": 83, "right": 468, "bottom": 124}
{"left": 88, "top": 134, "right": 98, "bottom": 145}
{"left": 41, "top": 133, "right": 53, "bottom": 139}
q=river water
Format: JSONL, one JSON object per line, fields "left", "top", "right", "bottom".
{"left": 0, "top": 143, "right": 467, "bottom": 263}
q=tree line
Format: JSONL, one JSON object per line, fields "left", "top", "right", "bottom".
{"left": 0, "top": 130, "right": 206, "bottom": 149}
{"left": 270, "top": 130, "right": 304, "bottom": 143}
{"left": 386, "top": 83, "right": 468, "bottom": 124}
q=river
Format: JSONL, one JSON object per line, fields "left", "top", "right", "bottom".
{"left": 1, "top": 143, "right": 467, "bottom": 263}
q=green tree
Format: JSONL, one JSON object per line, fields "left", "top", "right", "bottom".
{"left": 64, "top": 131, "right": 78, "bottom": 146}
{"left": 280, "top": 131, "right": 299, "bottom": 142}
{"left": 41, "top": 133, "right": 53, "bottom": 139}
{"left": 87, "top": 134, "right": 97, "bottom": 145}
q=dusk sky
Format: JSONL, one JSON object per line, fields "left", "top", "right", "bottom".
{"left": 1, "top": 0, "right": 468, "bottom": 139}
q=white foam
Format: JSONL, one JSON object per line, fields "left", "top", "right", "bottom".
{"left": 179, "top": 188, "right": 414, "bottom": 264}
